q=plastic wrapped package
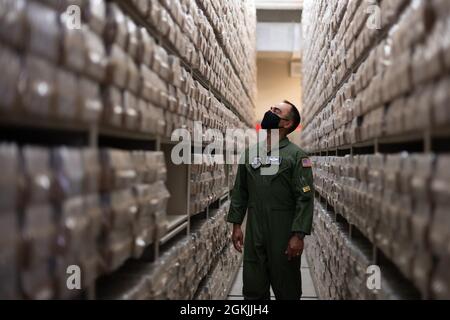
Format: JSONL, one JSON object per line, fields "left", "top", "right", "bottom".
{"left": 159, "top": 84, "right": 169, "bottom": 110}
{"left": 180, "top": 69, "right": 191, "bottom": 95}
{"left": 56, "top": 69, "right": 79, "bottom": 120}
{"left": 25, "top": 2, "right": 61, "bottom": 62}
{"left": 154, "top": 152, "right": 167, "bottom": 182}
{"left": 100, "top": 189, "right": 136, "bottom": 272}
{"left": 78, "top": 76, "right": 103, "bottom": 123}
{"left": 138, "top": 28, "right": 155, "bottom": 67}
{"left": 51, "top": 147, "right": 84, "bottom": 200}
{"left": 0, "top": 144, "right": 20, "bottom": 211}
{"left": 429, "top": 156, "right": 450, "bottom": 257}
{"left": 140, "top": 64, "right": 168, "bottom": 108}
{"left": 157, "top": 7, "right": 171, "bottom": 37}
{"left": 167, "top": 85, "right": 177, "bottom": 113}
{"left": 83, "top": 27, "right": 107, "bottom": 83}
{"left": 150, "top": 104, "right": 166, "bottom": 136}
{"left": 150, "top": 181, "right": 169, "bottom": 236}
{"left": 102, "top": 86, "right": 124, "bottom": 127}
{"left": 81, "top": 194, "right": 101, "bottom": 286}
{"left": 389, "top": 156, "right": 412, "bottom": 277}
{"left": 147, "top": 260, "right": 169, "bottom": 299}
{"left": 412, "top": 37, "right": 443, "bottom": 87}
{"left": 411, "top": 154, "right": 435, "bottom": 297}
{"left": 126, "top": 56, "right": 140, "bottom": 94}
{"left": 86, "top": 0, "right": 107, "bottom": 36}
{"left": 171, "top": 0, "right": 185, "bottom": 27}
{"left": 130, "top": 151, "right": 147, "bottom": 184}
{"left": 443, "top": 20, "right": 450, "bottom": 69}
{"left": 22, "top": 146, "right": 52, "bottom": 205}
{"left": 107, "top": 189, "right": 137, "bottom": 231}
{"left": 183, "top": 36, "right": 195, "bottom": 67}
{"left": 432, "top": 77, "right": 450, "bottom": 126}
{"left": 20, "top": 55, "right": 56, "bottom": 118}
{"left": 0, "top": 144, "right": 20, "bottom": 299}
{"left": 126, "top": 17, "right": 139, "bottom": 61}
{"left": 123, "top": 91, "right": 139, "bottom": 130}
{"left": 131, "top": 0, "right": 149, "bottom": 18}
{"left": 431, "top": 256, "right": 450, "bottom": 299}
{"left": 158, "top": 247, "right": 180, "bottom": 300}
{"left": 62, "top": 25, "right": 86, "bottom": 74}
{"left": 381, "top": 155, "right": 403, "bottom": 259}
{"left": 81, "top": 148, "right": 100, "bottom": 194}
{"left": 104, "top": 3, "right": 128, "bottom": 49}
{"left": 0, "top": 207, "right": 18, "bottom": 299}
{"left": 173, "top": 23, "right": 186, "bottom": 57}
{"left": 137, "top": 99, "right": 150, "bottom": 134}
{"left": 153, "top": 45, "right": 170, "bottom": 82}
{"left": 55, "top": 195, "right": 87, "bottom": 299}
{"left": 20, "top": 204, "right": 55, "bottom": 300}
{"left": 99, "top": 149, "right": 137, "bottom": 192}
{"left": 164, "top": 111, "right": 174, "bottom": 138}
{"left": 0, "top": 44, "right": 21, "bottom": 111}
{"left": 141, "top": 153, "right": 156, "bottom": 185}
{"left": 140, "top": 64, "right": 158, "bottom": 104}
{"left": 0, "top": 0, "right": 26, "bottom": 48}
{"left": 167, "top": 16, "right": 177, "bottom": 47}
{"left": 385, "top": 97, "right": 405, "bottom": 135}
{"left": 132, "top": 184, "right": 155, "bottom": 258}
{"left": 106, "top": 44, "right": 128, "bottom": 89}
{"left": 148, "top": 0, "right": 162, "bottom": 28}
{"left": 368, "top": 154, "right": 385, "bottom": 243}
{"left": 169, "top": 55, "right": 183, "bottom": 88}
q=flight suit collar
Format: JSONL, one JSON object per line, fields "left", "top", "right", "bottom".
{"left": 258, "top": 137, "right": 290, "bottom": 151}
{"left": 278, "top": 137, "right": 290, "bottom": 149}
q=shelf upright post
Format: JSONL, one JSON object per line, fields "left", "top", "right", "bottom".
{"left": 374, "top": 137, "right": 379, "bottom": 154}
{"left": 187, "top": 164, "right": 191, "bottom": 235}
{"left": 424, "top": 128, "right": 432, "bottom": 153}
{"left": 156, "top": 135, "right": 162, "bottom": 152}
{"left": 89, "top": 124, "right": 98, "bottom": 149}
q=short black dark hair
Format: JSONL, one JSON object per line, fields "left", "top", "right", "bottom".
{"left": 283, "top": 100, "right": 301, "bottom": 134}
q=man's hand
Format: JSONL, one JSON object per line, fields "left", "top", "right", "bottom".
{"left": 285, "top": 234, "right": 304, "bottom": 261}
{"left": 232, "top": 224, "right": 244, "bottom": 253}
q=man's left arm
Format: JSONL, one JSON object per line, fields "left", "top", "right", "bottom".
{"left": 291, "top": 155, "right": 315, "bottom": 236}
{"left": 285, "top": 154, "right": 315, "bottom": 260}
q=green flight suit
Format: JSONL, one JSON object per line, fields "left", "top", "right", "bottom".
{"left": 227, "top": 137, "right": 314, "bottom": 300}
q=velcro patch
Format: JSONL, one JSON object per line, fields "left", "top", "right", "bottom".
{"left": 303, "top": 186, "right": 311, "bottom": 193}
{"left": 302, "top": 158, "right": 312, "bottom": 168}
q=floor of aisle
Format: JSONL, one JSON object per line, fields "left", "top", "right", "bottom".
{"left": 227, "top": 256, "right": 318, "bottom": 300}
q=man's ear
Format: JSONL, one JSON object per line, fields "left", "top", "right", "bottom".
{"left": 283, "top": 119, "right": 293, "bottom": 129}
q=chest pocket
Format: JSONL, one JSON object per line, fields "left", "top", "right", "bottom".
{"left": 267, "top": 160, "right": 292, "bottom": 183}
{"left": 245, "top": 159, "right": 292, "bottom": 184}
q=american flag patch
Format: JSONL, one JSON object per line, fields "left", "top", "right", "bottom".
{"left": 302, "top": 158, "right": 312, "bottom": 168}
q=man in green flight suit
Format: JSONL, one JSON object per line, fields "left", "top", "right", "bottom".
{"left": 227, "top": 100, "right": 314, "bottom": 300}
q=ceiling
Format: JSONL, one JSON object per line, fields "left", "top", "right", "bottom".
{"left": 254, "top": 0, "right": 303, "bottom": 10}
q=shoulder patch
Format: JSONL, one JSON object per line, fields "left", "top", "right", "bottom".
{"left": 301, "top": 158, "right": 312, "bottom": 168}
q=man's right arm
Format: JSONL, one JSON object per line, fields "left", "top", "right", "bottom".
{"left": 227, "top": 162, "right": 248, "bottom": 225}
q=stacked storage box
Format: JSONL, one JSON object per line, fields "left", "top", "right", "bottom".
{"left": 0, "top": 0, "right": 256, "bottom": 300}
{"left": 306, "top": 201, "right": 419, "bottom": 300}
{"left": 190, "top": 154, "right": 227, "bottom": 215}
{"left": 97, "top": 201, "right": 236, "bottom": 300}
{"left": 0, "top": 144, "right": 168, "bottom": 299}
{"left": 301, "top": 0, "right": 450, "bottom": 299}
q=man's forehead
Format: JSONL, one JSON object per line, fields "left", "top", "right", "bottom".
{"left": 276, "top": 102, "right": 291, "bottom": 113}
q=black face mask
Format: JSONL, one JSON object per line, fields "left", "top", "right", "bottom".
{"left": 261, "top": 111, "right": 281, "bottom": 130}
